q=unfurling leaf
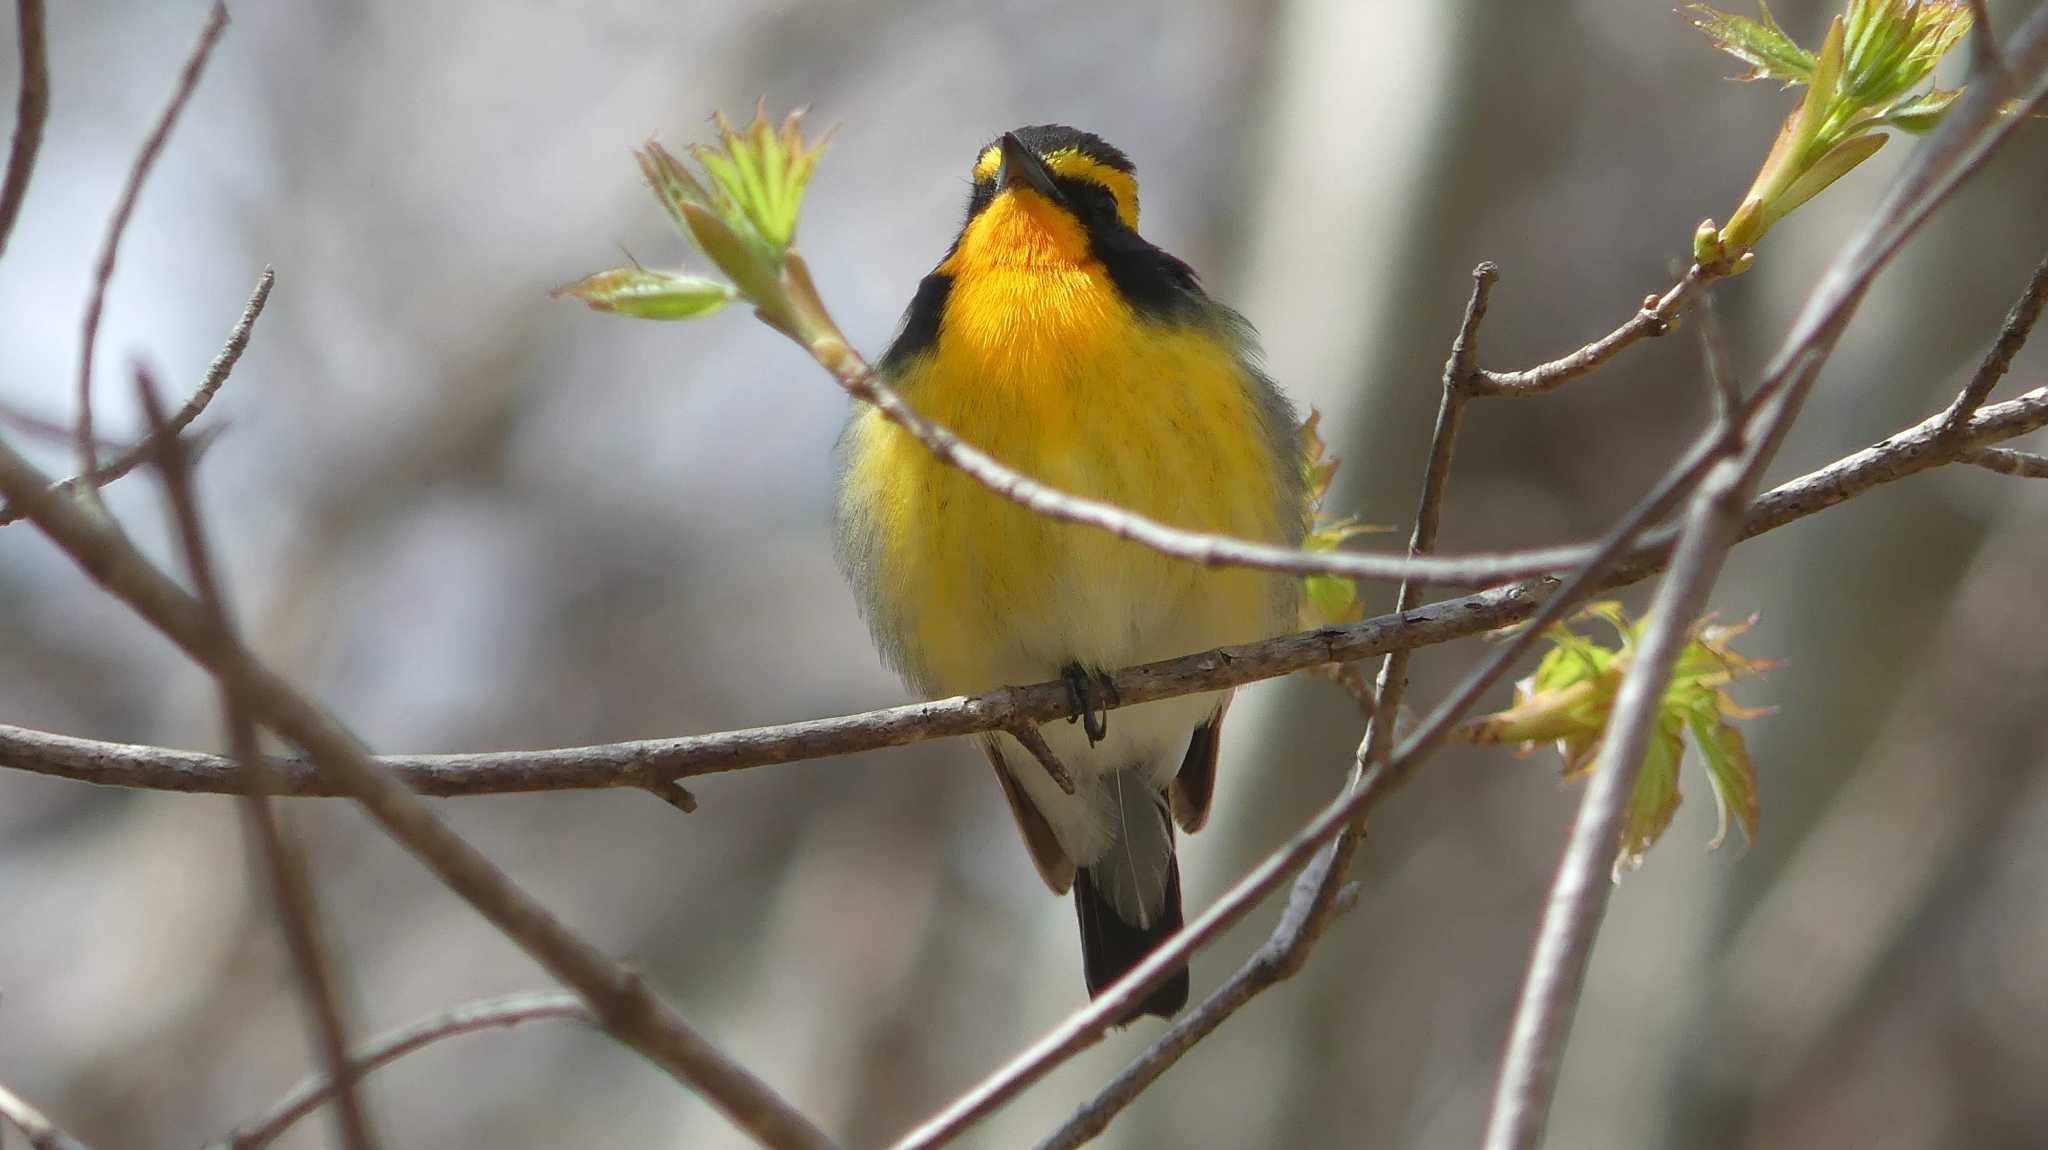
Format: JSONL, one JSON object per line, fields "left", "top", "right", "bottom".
{"left": 1688, "top": 1, "right": 1985, "bottom": 266}
{"left": 572, "top": 106, "right": 836, "bottom": 338}
{"left": 1689, "top": 1, "right": 1817, "bottom": 84}
{"left": 552, "top": 268, "right": 736, "bottom": 320}
{"left": 1463, "top": 602, "right": 1774, "bottom": 875}
{"left": 1877, "top": 86, "right": 1963, "bottom": 132}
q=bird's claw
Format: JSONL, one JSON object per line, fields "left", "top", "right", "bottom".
{"left": 1062, "top": 663, "right": 1117, "bottom": 746}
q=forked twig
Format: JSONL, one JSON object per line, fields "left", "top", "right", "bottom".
{"left": 2, "top": 268, "right": 272, "bottom": 528}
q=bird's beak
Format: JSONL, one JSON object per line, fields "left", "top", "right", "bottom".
{"left": 996, "top": 132, "right": 1062, "bottom": 202}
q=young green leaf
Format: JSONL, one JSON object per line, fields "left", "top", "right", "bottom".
{"left": 1689, "top": 1, "right": 1817, "bottom": 84}
{"left": 1464, "top": 602, "right": 1775, "bottom": 872}
{"left": 1690, "top": 1, "right": 1983, "bottom": 265}
{"left": 552, "top": 268, "right": 736, "bottom": 320}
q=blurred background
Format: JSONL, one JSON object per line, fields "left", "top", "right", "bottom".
{"left": 3, "top": 1, "right": 2046, "bottom": 1147}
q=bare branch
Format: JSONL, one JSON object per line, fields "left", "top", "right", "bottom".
{"left": 1469, "top": 267, "right": 1710, "bottom": 397}
{"left": 210, "top": 993, "right": 593, "bottom": 1150}
{"left": 2, "top": 384, "right": 2043, "bottom": 802}
{"left": 3, "top": 267, "right": 271, "bottom": 527}
{"left": 1036, "top": 261, "right": 1502, "bottom": 1150}
{"left": 73, "top": 1, "right": 228, "bottom": 493}
{"left": 0, "top": 445, "right": 836, "bottom": 1149}
{"left": 1960, "top": 444, "right": 2048, "bottom": 476}
{"left": 0, "top": 0, "right": 49, "bottom": 258}
{"left": 1936, "top": 249, "right": 2048, "bottom": 436}
{"left": 136, "top": 366, "right": 379, "bottom": 1150}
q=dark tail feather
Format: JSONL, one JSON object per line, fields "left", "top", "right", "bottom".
{"left": 1073, "top": 856, "right": 1188, "bottom": 1022}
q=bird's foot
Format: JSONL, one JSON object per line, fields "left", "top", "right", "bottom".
{"left": 1062, "top": 663, "right": 1118, "bottom": 746}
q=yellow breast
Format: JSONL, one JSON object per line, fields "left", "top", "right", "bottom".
{"left": 838, "top": 206, "right": 1298, "bottom": 698}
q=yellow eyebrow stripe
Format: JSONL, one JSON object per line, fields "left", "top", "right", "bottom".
{"left": 970, "top": 145, "right": 1140, "bottom": 230}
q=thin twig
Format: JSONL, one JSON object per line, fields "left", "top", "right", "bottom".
{"left": 0, "top": 0, "right": 49, "bottom": 259}
{"left": 1005, "top": 723, "right": 1075, "bottom": 795}
{"left": 73, "top": 1, "right": 228, "bottom": 494}
{"left": 1468, "top": 267, "right": 1710, "bottom": 397}
{"left": 3, "top": 383, "right": 2044, "bottom": 801}
{"left": 0, "top": 445, "right": 838, "bottom": 1150}
{"left": 1035, "top": 261, "right": 1500, "bottom": 1150}
{"left": 0, "top": 1083, "right": 93, "bottom": 1150}
{"left": 1316, "top": 660, "right": 1378, "bottom": 717}
{"left": 0, "top": 403, "right": 135, "bottom": 449}
{"left": 1936, "top": 250, "right": 2048, "bottom": 437}
{"left": 3, "top": 267, "right": 271, "bottom": 528}
{"left": 1960, "top": 444, "right": 2048, "bottom": 476}
{"left": 210, "top": 992, "right": 593, "bottom": 1150}
{"left": 136, "top": 366, "right": 379, "bottom": 1150}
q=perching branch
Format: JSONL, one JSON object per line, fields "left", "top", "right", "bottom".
{"left": 0, "top": 441, "right": 835, "bottom": 1149}
{"left": 210, "top": 993, "right": 594, "bottom": 1150}
{"left": 1, "top": 266, "right": 272, "bottom": 528}
{"left": 136, "top": 367, "right": 380, "bottom": 1150}
{"left": 1, "top": 382, "right": 2042, "bottom": 803}
{"left": 0, "top": 0, "right": 48, "bottom": 259}
{"left": 73, "top": 2, "right": 229, "bottom": 494}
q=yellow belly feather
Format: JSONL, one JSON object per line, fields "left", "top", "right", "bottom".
{"left": 841, "top": 254, "right": 1294, "bottom": 701}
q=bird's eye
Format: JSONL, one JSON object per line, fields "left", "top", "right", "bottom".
{"left": 1064, "top": 182, "right": 1123, "bottom": 229}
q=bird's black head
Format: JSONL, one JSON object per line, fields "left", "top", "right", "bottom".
{"left": 962, "top": 124, "right": 1141, "bottom": 236}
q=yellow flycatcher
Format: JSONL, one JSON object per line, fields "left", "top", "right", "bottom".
{"left": 837, "top": 125, "right": 1307, "bottom": 1018}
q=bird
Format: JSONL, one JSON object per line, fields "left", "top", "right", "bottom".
{"left": 835, "top": 125, "right": 1307, "bottom": 1019}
